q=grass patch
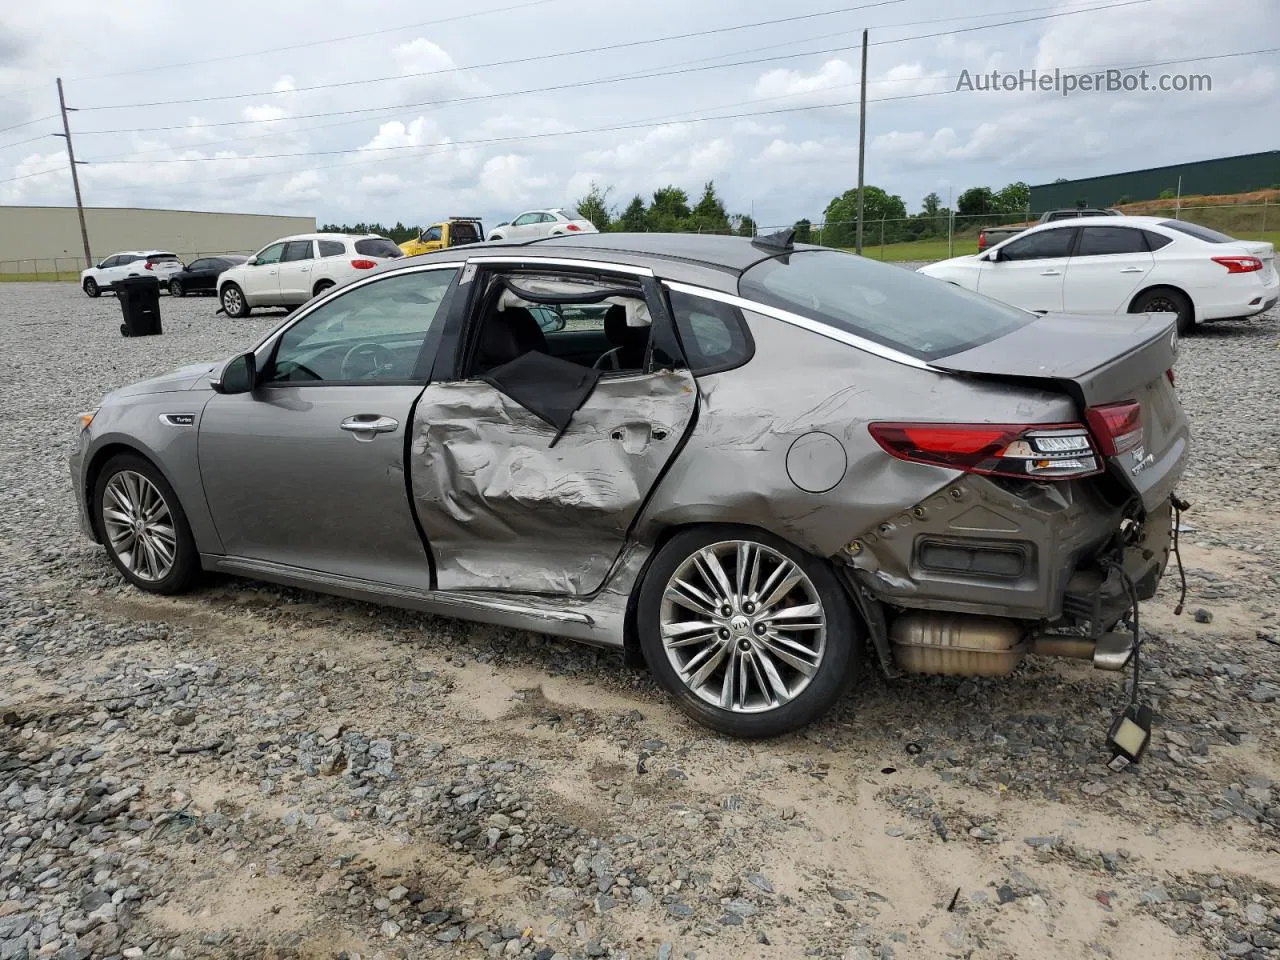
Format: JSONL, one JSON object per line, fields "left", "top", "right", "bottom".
{"left": 0, "top": 271, "right": 81, "bottom": 282}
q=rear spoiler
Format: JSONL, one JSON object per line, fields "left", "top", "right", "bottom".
{"left": 449, "top": 216, "right": 484, "bottom": 223}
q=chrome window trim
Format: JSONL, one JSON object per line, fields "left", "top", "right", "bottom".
{"left": 249, "top": 261, "right": 465, "bottom": 358}
{"left": 466, "top": 255, "right": 654, "bottom": 278}
{"left": 661, "top": 280, "right": 935, "bottom": 371}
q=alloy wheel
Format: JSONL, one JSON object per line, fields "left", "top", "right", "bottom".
{"left": 1145, "top": 296, "right": 1177, "bottom": 312}
{"left": 659, "top": 540, "right": 827, "bottom": 713}
{"left": 101, "top": 470, "right": 178, "bottom": 582}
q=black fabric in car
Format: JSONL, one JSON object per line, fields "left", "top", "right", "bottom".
{"left": 474, "top": 307, "right": 548, "bottom": 372}
{"left": 481, "top": 351, "right": 601, "bottom": 446}
{"left": 603, "top": 304, "right": 649, "bottom": 369}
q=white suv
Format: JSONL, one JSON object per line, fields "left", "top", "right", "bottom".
{"left": 216, "top": 233, "right": 403, "bottom": 317}
{"left": 81, "top": 251, "right": 183, "bottom": 297}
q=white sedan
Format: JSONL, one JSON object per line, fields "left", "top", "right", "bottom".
{"left": 488, "top": 208, "right": 598, "bottom": 242}
{"left": 918, "top": 216, "right": 1278, "bottom": 334}
{"left": 217, "top": 233, "right": 402, "bottom": 318}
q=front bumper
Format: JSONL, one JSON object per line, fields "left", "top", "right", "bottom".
{"left": 69, "top": 438, "right": 97, "bottom": 542}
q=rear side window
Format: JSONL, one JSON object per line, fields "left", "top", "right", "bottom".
{"left": 282, "top": 241, "right": 314, "bottom": 262}
{"left": 740, "top": 250, "right": 1035, "bottom": 362}
{"left": 1159, "top": 220, "right": 1234, "bottom": 243}
{"left": 1143, "top": 230, "right": 1174, "bottom": 250}
{"left": 1076, "top": 227, "right": 1148, "bottom": 256}
{"left": 355, "top": 238, "right": 403, "bottom": 259}
{"left": 449, "top": 223, "right": 479, "bottom": 244}
{"left": 1000, "top": 228, "right": 1075, "bottom": 260}
{"left": 318, "top": 240, "right": 346, "bottom": 257}
{"left": 668, "top": 290, "right": 754, "bottom": 374}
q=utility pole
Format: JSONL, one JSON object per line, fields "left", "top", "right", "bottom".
{"left": 55, "top": 78, "right": 92, "bottom": 268}
{"left": 855, "top": 28, "right": 868, "bottom": 255}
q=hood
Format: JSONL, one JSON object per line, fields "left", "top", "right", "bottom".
{"left": 110, "top": 362, "right": 219, "bottom": 399}
{"left": 918, "top": 255, "right": 978, "bottom": 272}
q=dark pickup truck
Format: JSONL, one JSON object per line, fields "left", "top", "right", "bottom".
{"left": 977, "top": 208, "right": 1122, "bottom": 252}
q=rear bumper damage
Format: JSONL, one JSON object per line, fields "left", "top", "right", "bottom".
{"left": 840, "top": 475, "right": 1173, "bottom": 677}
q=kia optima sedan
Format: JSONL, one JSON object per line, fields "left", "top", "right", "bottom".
{"left": 70, "top": 232, "right": 1189, "bottom": 738}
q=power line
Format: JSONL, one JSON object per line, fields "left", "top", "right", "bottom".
{"left": 0, "top": 132, "right": 56, "bottom": 152}
{"left": 0, "top": 115, "right": 59, "bottom": 136}
{"left": 69, "top": 0, "right": 1154, "bottom": 139}
{"left": 23, "top": 47, "right": 1266, "bottom": 193}
{"left": 76, "top": 0, "right": 914, "bottom": 110}
{"left": 63, "top": 0, "right": 571, "bottom": 83}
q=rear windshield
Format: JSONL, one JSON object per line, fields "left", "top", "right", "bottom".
{"left": 739, "top": 250, "right": 1036, "bottom": 362}
{"left": 147, "top": 254, "right": 180, "bottom": 263}
{"left": 1158, "top": 220, "right": 1234, "bottom": 243}
{"left": 354, "top": 238, "right": 403, "bottom": 258}
{"left": 450, "top": 222, "right": 480, "bottom": 243}
{"left": 555, "top": 208, "right": 583, "bottom": 220}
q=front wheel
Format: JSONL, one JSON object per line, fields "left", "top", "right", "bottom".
{"left": 636, "top": 526, "right": 860, "bottom": 738}
{"left": 220, "top": 283, "right": 250, "bottom": 318}
{"left": 169, "top": 279, "right": 184, "bottom": 297}
{"left": 488, "top": 233, "right": 505, "bottom": 242}
{"left": 92, "top": 454, "right": 200, "bottom": 595}
{"left": 1132, "top": 288, "right": 1194, "bottom": 335}
{"left": 83, "top": 278, "right": 100, "bottom": 298}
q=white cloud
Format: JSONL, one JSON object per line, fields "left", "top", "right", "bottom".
{"left": 272, "top": 75, "right": 297, "bottom": 94}
{"left": 242, "top": 104, "right": 287, "bottom": 124}
{"left": 476, "top": 154, "right": 549, "bottom": 206}
{"left": 753, "top": 59, "right": 857, "bottom": 103}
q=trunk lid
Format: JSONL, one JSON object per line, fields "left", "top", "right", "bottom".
{"left": 932, "top": 311, "right": 1189, "bottom": 511}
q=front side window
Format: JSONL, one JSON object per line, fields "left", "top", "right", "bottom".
{"left": 1076, "top": 227, "right": 1148, "bottom": 256}
{"left": 282, "top": 241, "right": 314, "bottom": 262}
{"left": 999, "top": 227, "right": 1075, "bottom": 261}
{"left": 255, "top": 243, "right": 286, "bottom": 265}
{"left": 268, "top": 268, "right": 457, "bottom": 384}
{"left": 668, "top": 290, "right": 753, "bottom": 375}
{"left": 422, "top": 226, "right": 443, "bottom": 242}
{"left": 513, "top": 213, "right": 539, "bottom": 227}
{"left": 740, "top": 250, "right": 1035, "bottom": 362}
{"left": 187, "top": 259, "right": 208, "bottom": 272}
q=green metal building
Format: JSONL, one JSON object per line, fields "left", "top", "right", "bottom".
{"left": 1030, "top": 151, "right": 1280, "bottom": 210}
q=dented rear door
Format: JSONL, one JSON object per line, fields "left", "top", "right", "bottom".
{"left": 410, "top": 371, "right": 697, "bottom": 595}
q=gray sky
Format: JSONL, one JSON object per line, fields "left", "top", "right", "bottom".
{"left": 0, "top": 0, "right": 1275, "bottom": 229}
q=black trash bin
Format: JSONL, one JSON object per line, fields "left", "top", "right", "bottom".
{"left": 116, "top": 275, "right": 163, "bottom": 337}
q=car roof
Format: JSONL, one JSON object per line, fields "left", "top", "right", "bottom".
{"left": 271, "top": 233, "right": 384, "bottom": 242}
{"left": 113, "top": 250, "right": 175, "bottom": 256}
{"left": 1036, "top": 215, "right": 1165, "bottom": 227}
{"left": 392, "top": 232, "right": 818, "bottom": 291}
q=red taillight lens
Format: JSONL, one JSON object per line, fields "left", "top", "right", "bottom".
{"left": 565, "top": 223, "right": 581, "bottom": 231}
{"left": 1211, "top": 255, "right": 1263, "bottom": 273}
{"left": 868, "top": 422, "right": 1101, "bottom": 479}
{"left": 1084, "top": 400, "right": 1143, "bottom": 456}
{"left": 978, "top": 232, "right": 988, "bottom": 251}
{"left": 144, "top": 262, "right": 154, "bottom": 270}
{"left": 1166, "top": 368, "right": 1175, "bottom": 386}
{"left": 351, "top": 259, "right": 377, "bottom": 269}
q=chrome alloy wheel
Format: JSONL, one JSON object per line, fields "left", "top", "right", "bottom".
{"left": 101, "top": 470, "right": 178, "bottom": 582}
{"left": 1145, "top": 295, "right": 1178, "bottom": 312}
{"left": 221, "top": 286, "right": 243, "bottom": 315}
{"left": 659, "top": 540, "right": 828, "bottom": 713}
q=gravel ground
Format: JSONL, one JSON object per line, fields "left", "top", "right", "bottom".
{"left": 0, "top": 282, "right": 1278, "bottom": 960}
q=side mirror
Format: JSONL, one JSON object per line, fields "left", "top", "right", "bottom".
{"left": 247, "top": 257, "right": 260, "bottom": 266}
{"left": 211, "top": 352, "right": 258, "bottom": 395}
{"left": 96, "top": 262, "right": 105, "bottom": 269}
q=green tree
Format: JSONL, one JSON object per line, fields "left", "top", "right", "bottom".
{"left": 822, "top": 186, "right": 907, "bottom": 247}
{"left": 734, "top": 214, "right": 756, "bottom": 238}
{"left": 957, "top": 186, "right": 995, "bottom": 217}
{"left": 993, "top": 181, "right": 1030, "bottom": 215}
{"left": 688, "top": 181, "right": 731, "bottom": 233}
{"left": 1159, "top": 188, "right": 1177, "bottom": 200}
{"left": 616, "top": 195, "right": 649, "bottom": 232}
{"left": 921, "top": 192, "right": 941, "bottom": 217}
{"left": 793, "top": 218, "right": 812, "bottom": 243}
{"left": 648, "top": 186, "right": 692, "bottom": 231}
{"left": 575, "top": 181, "right": 614, "bottom": 232}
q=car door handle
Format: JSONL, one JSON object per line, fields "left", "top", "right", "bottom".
{"left": 1039, "top": 269, "right": 1061, "bottom": 276}
{"left": 1119, "top": 266, "right": 1145, "bottom": 273}
{"left": 341, "top": 415, "right": 399, "bottom": 436}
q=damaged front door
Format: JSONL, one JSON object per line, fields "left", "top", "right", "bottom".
{"left": 410, "top": 269, "right": 697, "bottom": 595}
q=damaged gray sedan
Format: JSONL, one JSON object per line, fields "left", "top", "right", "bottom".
{"left": 71, "top": 232, "right": 1189, "bottom": 739}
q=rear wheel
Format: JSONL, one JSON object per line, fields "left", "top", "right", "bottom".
{"left": 1131, "top": 287, "right": 1194, "bottom": 335}
{"left": 83, "top": 278, "right": 100, "bottom": 298}
{"left": 92, "top": 454, "right": 200, "bottom": 595}
{"left": 312, "top": 279, "right": 334, "bottom": 298}
{"left": 220, "top": 283, "right": 250, "bottom": 318}
{"left": 637, "top": 526, "right": 860, "bottom": 738}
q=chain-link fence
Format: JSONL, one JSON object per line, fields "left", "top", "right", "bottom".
{"left": 2, "top": 201, "right": 1275, "bottom": 278}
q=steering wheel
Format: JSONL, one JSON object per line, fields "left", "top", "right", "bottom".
{"left": 340, "top": 342, "right": 397, "bottom": 380}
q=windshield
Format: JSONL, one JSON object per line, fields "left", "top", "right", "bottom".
{"left": 739, "top": 250, "right": 1036, "bottom": 362}
{"left": 1159, "top": 220, "right": 1235, "bottom": 244}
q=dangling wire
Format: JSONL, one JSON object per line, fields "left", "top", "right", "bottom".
{"left": 1171, "top": 495, "right": 1190, "bottom": 617}
{"left": 1101, "top": 557, "right": 1142, "bottom": 708}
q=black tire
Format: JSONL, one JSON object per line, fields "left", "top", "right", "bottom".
{"left": 220, "top": 282, "right": 250, "bottom": 318}
{"left": 92, "top": 453, "right": 200, "bottom": 595}
{"left": 636, "top": 525, "right": 860, "bottom": 738}
{"left": 169, "top": 279, "right": 184, "bottom": 297}
{"left": 1132, "top": 287, "right": 1194, "bottom": 335}
{"left": 83, "top": 278, "right": 100, "bottom": 298}
{"left": 312, "top": 279, "right": 335, "bottom": 298}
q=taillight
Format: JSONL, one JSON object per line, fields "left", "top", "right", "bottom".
{"left": 144, "top": 262, "right": 154, "bottom": 270}
{"left": 351, "top": 259, "right": 377, "bottom": 269}
{"left": 978, "top": 232, "right": 988, "bottom": 251}
{"left": 1084, "top": 400, "right": 1143, "bottom": 456}
{"left": 1211, "top": 255, "right": 1263, "bottom": 273}
{"left": 1165, "top": 368, "right": 1175, "bottom": 386}
{"left": 565, "top": 223, "right": 581, "bottom": 231}
{"left": 868, "top": 422, "right": 1101, "bottom": 479}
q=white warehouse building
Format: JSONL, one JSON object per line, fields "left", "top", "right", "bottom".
{"left": 0, "top": 205, "right": 316, "bottom": 272}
